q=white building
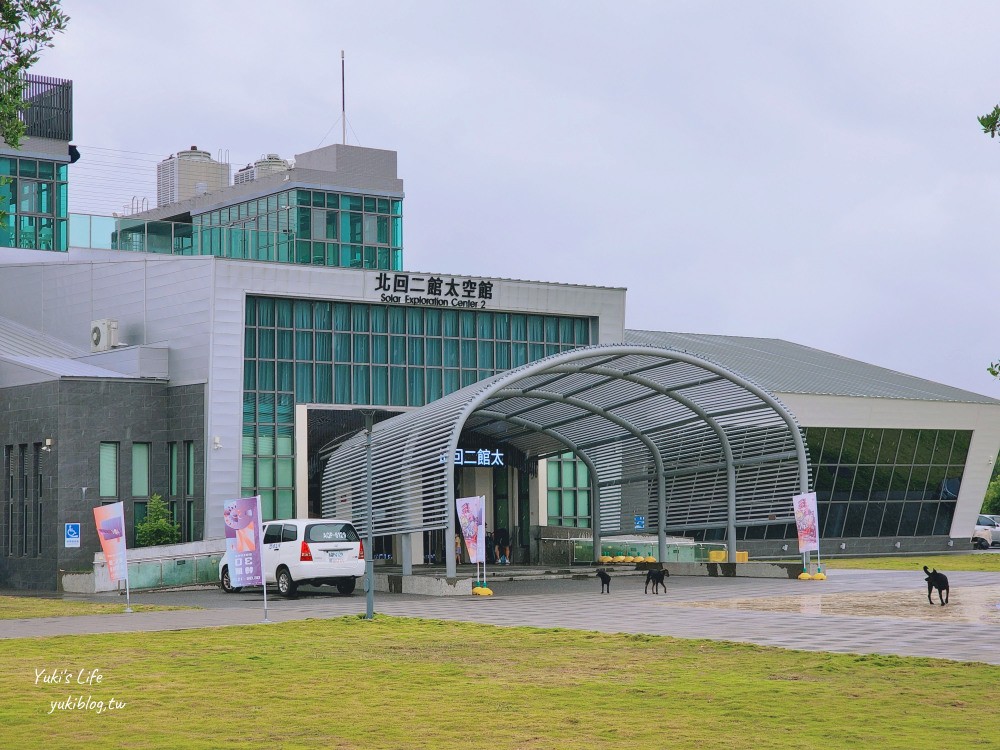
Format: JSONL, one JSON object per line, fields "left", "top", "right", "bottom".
{"left": 156, "top": 146, "right": 231, "bottom": 207}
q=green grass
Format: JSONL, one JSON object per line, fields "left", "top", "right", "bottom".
{"left": 0, "top": 595, "right": 195, "bottom": 619}
{"left": 826, "top": 553, "right": 1000, "bottom": 572}
{"left": 0, "top": 615, "right": 991, "bottom": 749}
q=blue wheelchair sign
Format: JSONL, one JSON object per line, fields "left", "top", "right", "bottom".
{"left": 634, "top": 515, "right": 646, "bottom": 531}
{"left": 65, "top": 523, "right": 81, "bottom": 548}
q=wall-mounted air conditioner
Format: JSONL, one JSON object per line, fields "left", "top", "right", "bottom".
{"left": 90, "top": 319, "right": 119, "bottom": 352}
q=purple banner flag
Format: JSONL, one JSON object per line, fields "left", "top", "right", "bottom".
{"left": 93, "top": 502, "right": 128, "bottom": 583}
{"left": 223, "top": 496, "right": 264, "bottom": 588}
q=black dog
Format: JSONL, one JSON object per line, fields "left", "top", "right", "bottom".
{"left": 596, "top": 569, "right": 611, "bottom": 594}
{"left": 923, "top": 565, "right": 949, "bottom": 606}
{"left": 644, "top": 568, "right": 670, "bottom": 594}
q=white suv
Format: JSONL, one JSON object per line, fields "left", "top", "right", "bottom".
{"left": 973, "top": 514, "right": 1000, "bottom": 550}
{"left": 219, "top": 518, "right": 365, "bottom": 597}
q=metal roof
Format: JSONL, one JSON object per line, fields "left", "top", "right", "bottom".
{"left": 322, "top": 344, "right": 810, "bottom": 574}
{"left": 0, "top": 316, "right": 85, "bottom": 358}
{"left": 625, "top": 330, "right": 999, "bottom": 405}
{"left": 0, "top": 355, "right": 135, "bottom": 379}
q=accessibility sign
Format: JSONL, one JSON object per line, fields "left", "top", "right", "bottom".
{"left": 634, "top": 515, "right": 646, "bottom": 531}
{"left": 65, "top": 523, "right": 81, "bottom": 548}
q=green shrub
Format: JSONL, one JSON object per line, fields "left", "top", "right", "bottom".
{"left": 135, "top": 492, "right": 181, "bottom": 547}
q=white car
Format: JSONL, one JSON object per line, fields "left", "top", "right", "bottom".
{"left": 972, "top": 514, "right": 1000, "bottom": 550}
{"left": 219, "top": 518, "right": 365, "bottom": 597}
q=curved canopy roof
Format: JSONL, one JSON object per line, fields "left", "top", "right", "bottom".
{"left": 322, "top": 345, "right": 810, "bottom": 572}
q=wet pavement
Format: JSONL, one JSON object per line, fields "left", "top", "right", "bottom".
{"left": 3, "top": 567, "right": 1000, "bottom": 664}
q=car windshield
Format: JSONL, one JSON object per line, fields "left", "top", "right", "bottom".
{"left": 306, "top": 523, "right": 359, "bottom": 543}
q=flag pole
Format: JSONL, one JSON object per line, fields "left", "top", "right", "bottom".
{"left": 262, "top": 572, "right": 270, "bottom": 623}
{"left": 259, "top": 495, "right": 270, "bottom": 623}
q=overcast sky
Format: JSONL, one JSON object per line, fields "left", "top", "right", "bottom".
{"left": 30, "top": 1, "right": 1000, "bottom": 396}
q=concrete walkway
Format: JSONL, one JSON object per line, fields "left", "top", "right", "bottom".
{"left": 4, "top": 568, "right": 999, "bottom": 665}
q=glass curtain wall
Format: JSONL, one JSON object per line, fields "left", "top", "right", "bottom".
{"left": 243, "top": 296, "right": 592, "bottom": 520}
{"left": 805, "top": 427, "right": 969, "bottom": 539}
{"left": 192, "top": 189, "right": 402, "bottom": 270}
{"left": 546, "top": 451, "right": 592, "bottom": 527}
{"left": 700, "top": 427, "right": 970, "bottom": 543}
{"left": 0, "top": 156, "right": 69, "bottom": 251}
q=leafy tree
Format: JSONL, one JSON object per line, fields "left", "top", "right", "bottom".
{"left": 979, "top": 105, "right": 1000, "bottom": 141}
{"left": 135, "top": 493, "right": 181, "bottom": 548}
{"left": 980, "top": 107, "right": 1000, "bottom": 379}
{"left": 982, "top": 477, "right": 1000, "bottom": 515}
{"left": 0, "top": 0, "right": 69, "bottom": 148}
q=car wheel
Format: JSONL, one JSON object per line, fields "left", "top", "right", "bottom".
{"left": 276, "top": 567, "right": 298, "bottom": 598}
{"left": 336, "top": 578, "right": 356, "bottom": 596}
{"left": 220, "top": 566, "right": 243, "bottom": 594}
{"left": 977, "top": 538, "right": 991, "bottom": 550}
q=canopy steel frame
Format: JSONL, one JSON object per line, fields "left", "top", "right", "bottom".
{"left": 322, "top": 345, "right": 811, "bottom": 577}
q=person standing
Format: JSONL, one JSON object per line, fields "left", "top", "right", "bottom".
{"left": 495, "top": 526, "right": 511, "bottom": 565}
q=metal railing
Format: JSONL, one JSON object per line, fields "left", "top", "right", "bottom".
{"left": 69, "top": 213, "right": 292, "bottom": 258}
{"left": 68, "top": 212, "right": 402, "bottom": 270}
{"left": 4, "top": 74, "right": 74, "bottom": 141}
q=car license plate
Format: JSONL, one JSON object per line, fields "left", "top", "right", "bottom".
{"left": 328, "top": 550, "right": 344, "bottom": 560}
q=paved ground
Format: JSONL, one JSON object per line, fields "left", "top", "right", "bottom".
{"left": 4, "top": 568, "right": 1000, "bottom": 664}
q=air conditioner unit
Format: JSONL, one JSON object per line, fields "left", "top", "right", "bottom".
{"left": 90, "top": 319, "right": 119, "bottom": 352}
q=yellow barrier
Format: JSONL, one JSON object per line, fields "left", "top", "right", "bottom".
{"left": 706, "top": 550, "right": 749, "bottom": 563}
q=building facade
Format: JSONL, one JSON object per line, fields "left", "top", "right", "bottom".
{"left": 1, "top": 76, "right": 999, "bottom": 589}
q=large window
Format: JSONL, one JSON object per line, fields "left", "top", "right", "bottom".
{"left": 185, "top": 441, "right": 195, "bottom": 495}
{"left": 132, "top": 501, "right": 146, "bottom": 547}
{"left": 546, "top": 452, "right": 591, "bottom": 528}
{"left": 243, "top": 296, "right": 592, "bottom": 521}
{"left": 99, "top": 443, "right": 118, "bottom": 498}
{"left": 18, "top": 444, "right": 26, "bottom": 556}
{"left": 34, "top": 444, "right": 42, "bottom": 557}
{"left": 190, "top": 189, "right": 402, "bottom": 270}
{"left": 805, "top": 427, "right": 969, "bottom": 539}
{"left": 168, "top": 442, "right": 178, "bottom": 497}
{"left": 712, "top": 427, "right": 971, "bottom": 542}
{"left": 131, "top": 443, "right": 150, "bottom": 497}
{"left": 0, "top": 156, "right": 68, "bottom": 251}
{"left": 4, "top": 445, "right": 11, "bottom": 555}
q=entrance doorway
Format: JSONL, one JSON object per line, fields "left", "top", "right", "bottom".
{"left": 493, "top": 466, "right": 511, "bottom": 564}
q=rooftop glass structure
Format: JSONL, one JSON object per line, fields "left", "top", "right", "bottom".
{"left": 0, "top": 75, "right": 73, "bottom": 253}
{"left": 0, "top": 156, "right": 68, "bottom": 251}
{"left": 67, "top": 206, "right": 403, "bottom": 270}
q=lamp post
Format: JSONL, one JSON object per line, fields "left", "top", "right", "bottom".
{"left": 363, "top": 411, "right": 375, "bottom": 620}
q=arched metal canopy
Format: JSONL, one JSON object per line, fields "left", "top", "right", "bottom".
{"left": 321, "top": 345, "right": 811, "bottom": 576}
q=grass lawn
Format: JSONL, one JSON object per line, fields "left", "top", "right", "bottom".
{"left": 826, "top": 553, "right": 1000, "bottom": 572}
{"left": 0, "top": 615, "right": 990, "bottom": 750}
{"left": 0, "top": 595, "right": 195, "bottom": 619}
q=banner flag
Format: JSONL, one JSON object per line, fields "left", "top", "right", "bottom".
{"left": 93, "top": 502, "right": 129, "bottom": 583}
{"left": 223, "top": 496, "right": 264, "bottom": 588}
{"left": 456, "top": 496, "right": 486, "bottom": 563}
{"left": 793, "top": 491, "right": 820, "bottom": 553}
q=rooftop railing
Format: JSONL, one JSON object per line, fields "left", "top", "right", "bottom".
{"left": 68, "top": 213, "right": 402, "bottom": 271}
{"left": 1, "top": 74, "right": 74, "bottom": 141}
